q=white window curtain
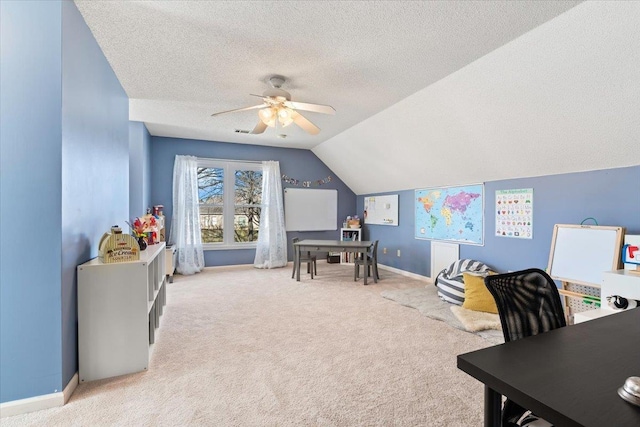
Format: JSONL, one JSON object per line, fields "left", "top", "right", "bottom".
{"left": 254, "top": 161, "right": 287, "bottom": 268}
{"left": 169, "top": 155, "right": 204, "bottom": 275}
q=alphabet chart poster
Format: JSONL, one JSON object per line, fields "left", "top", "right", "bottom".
{"left": 495, "top": 189, "right": 533, "bottom": 239}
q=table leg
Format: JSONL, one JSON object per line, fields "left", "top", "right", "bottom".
{"left": 363, "top": 250, "right": 368, "bottom": 285}
{"left": 296, "top": 246, "right": 301, "bottom": 282}
{"left": 484, "top": 385, "right": 501, "bottom": 427}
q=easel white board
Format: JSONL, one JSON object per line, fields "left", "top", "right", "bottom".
{"left": 364, "top": 194, "right": 398, "bottom": 226}
{"left": 284, "top": 188, "right": 337, "bottom": 231}
{"left": 547, "top": 224, "right": 624, "bottom": 287}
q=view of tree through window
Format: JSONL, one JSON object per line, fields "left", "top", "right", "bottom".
{"left": 198, "top": 167, "right": 224, "bottom": 243}
{"left": 197, "top": 162, "right": 262, "bottom": 245}
{"left": 234, "top": 170, "right": 262, "bottom": 242}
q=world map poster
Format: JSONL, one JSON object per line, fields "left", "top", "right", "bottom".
{"left": 415, "top": 184, "right": 484, "bottom": 245}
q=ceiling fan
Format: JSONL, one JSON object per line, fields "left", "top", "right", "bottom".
{"left": 210, "top": 75, "right": 335, "bottom": 135}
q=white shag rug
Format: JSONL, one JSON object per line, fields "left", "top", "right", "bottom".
{"left": 449, "top": 305, "right": 502, "bottom": 333}
{"left": 380, "top": 285, "right": 504, "bottom": 345}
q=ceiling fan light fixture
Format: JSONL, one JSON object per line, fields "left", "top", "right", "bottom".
{"left": 277, "top": 108, "right": 294, "bottom": 127}
{"left": 259, "top": 107, "right": 277, "bottom": 127}
{"left": 210, "top": 74, "right": 333, "bottom": 135}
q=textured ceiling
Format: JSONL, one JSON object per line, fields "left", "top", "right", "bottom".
{"left": 313, "top": 1, "right": 640, "bottom": 195}
{"left": 75, "top": 0, "right": 581, "bottom": 149}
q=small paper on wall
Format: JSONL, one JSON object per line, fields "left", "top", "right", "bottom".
{"left": 495, "top": 188, "right": 533, "bottom": 239}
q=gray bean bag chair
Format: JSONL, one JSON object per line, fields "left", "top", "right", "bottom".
{"left": 434, "top": 259, "right": 493, "bottom": 305}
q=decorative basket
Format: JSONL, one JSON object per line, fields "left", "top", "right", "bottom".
{"left": 348, "top": 220, "right": 361, "bottom": 229}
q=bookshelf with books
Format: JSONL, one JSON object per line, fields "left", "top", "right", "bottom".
{"left": 340, "top": 228, "right": 362, "bottom": 265}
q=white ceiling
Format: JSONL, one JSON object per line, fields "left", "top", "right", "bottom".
{"left": 75, "top": 1, "right": 640, "bottom": 196}
{"left": 75, "top": 0, "right": 580, "bottom": 150}
{"left": 314, "top": 1, "right": 640, "bottom": 194}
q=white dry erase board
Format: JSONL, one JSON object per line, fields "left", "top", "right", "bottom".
{"left": 364, "top": 194, "right": 398, "bottom": 226}
{"left": 284, "top": 188, "right": 337, "bottom": 231}
{"left": 547, "top": 224, "right": 624, "bottom": 287}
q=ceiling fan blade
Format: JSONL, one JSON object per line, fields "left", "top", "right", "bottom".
{"left": 285, "top": 101, "right": 335, "bottom": 115}
{"left": 211, "top": 103, "right": 266, "bottom": 117}
{"left": 291, "top": 110, "right": 320, "bottom": 135}
{"left": 251, "top": 120, "right": 268, "bottom": 134}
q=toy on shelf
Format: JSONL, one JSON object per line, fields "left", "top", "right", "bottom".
{"left": 606, "top": 295, "right": 639, "bottom": 310}
{"left": 153, "top": 205, "right": 166, "bottom": 242}
{"left": 125, "top": 217, "right": 150, "bottom": 250}
{"left": 622, "top": 244, "right": 640, "bottom": 274}
{"left": 140, "top": 210, "right": 159, "bottom": 245}
{"left": 98, "top": 225, "right": 139, "bottom": 263}
{"left": 127, "top": 210, "right": 163, "bottom": 246}
{"left": 345, "top": 215, "right": 360, "bottom": 229}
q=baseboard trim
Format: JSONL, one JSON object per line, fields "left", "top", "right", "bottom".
{"left": 0, "top": 372, "right": 78, "bottom": 418}
{"left": 0, "top": 392, "right": 62, "bottom": 418}
{"left": 378, "top": 263, "right": 433, "bottom": 284}
{"left": 202, "top": 263, "right": 255, "bottom": 271}
{"left": 202, "top": 261, "right": 431, "bottom": 284}
{"left": 63, "top": 372, "right": 78, "bottom": 404}
{"left": 201, "top": 259, "right": 337, "bottom": 272}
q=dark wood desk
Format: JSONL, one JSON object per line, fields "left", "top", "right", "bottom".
{"left": 293, "top": 239, "right": 373, "bottom": 284}
{"left": 457, "top": 308, "right": 640, "bottom": 427}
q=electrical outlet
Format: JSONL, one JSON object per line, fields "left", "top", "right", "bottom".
{"left": 383, "top": 247, "right": 387, "bottom": 254}
{"left": 397, "top": 249, "right": 401, "bottom": 257}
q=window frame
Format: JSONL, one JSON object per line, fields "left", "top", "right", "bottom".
{"left": 197, "top": 158, "right": 263, "bottom": 251}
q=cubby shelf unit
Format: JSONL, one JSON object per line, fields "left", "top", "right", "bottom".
{"left": 339, "top": 227, "right": 362, "bottom": 265}
{"left": 77, "top": 242, "right": 167, "bottom": 382}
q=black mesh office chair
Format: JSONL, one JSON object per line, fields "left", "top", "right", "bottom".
{"left": 291, "top": 237, "right": 317, "bottom": 279}
{"left": 484, "top": 268, "right": 566, "bottom": 426}
{"left": 354, "top": 240, "right": 379, "bottom": 283}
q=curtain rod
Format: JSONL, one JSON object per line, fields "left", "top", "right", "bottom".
{"left": 197, "top": 157, "right": 263, "bottom": 165}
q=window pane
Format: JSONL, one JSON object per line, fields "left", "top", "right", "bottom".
{"left": 234, "top": 207, "right": 261, "bottom": 242}
{"left": 198, "top": 167, "right": 224, "bottom": 204}
{"left": 200, "top": 206, "right": 223, "bottom": 243}
{"left": 235, "top": 170, "right": 262, "bottom": 205}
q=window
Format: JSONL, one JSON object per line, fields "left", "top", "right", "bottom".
{"left": 197, "top": 159, "right": 263, "bottom": 249}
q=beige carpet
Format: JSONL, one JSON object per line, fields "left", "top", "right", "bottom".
{"left": 4, "top": 263, "right": 496, "bottom": 426}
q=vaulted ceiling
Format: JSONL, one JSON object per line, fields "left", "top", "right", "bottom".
{"left": 76, "top": 1, "right": 640, "bottom": 195}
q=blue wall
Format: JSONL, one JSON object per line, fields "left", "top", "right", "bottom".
{"left": 0, "top": 0, "right": 635, "bottom": 407}
{"left": 0, "top": 0, "right": 63, "bottom": 403}
{"left": 150, "top": 137, "right": 356, "bottom": 266}
{"left": 130, "top": 121, "right": 152, "bottom": 218}
{"left": 358, "top": 166, "right": 640, "bottom": 278}
{"left": 61, "top": 1, "right": 130, "bottom": 389}
{"left": 0, "top": 1, "right": 130, "bottom": 403}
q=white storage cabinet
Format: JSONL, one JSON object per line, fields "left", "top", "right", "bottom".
{"left": 573, "top": 269, "right": 640, "bottom": 324}
{"left": 78, "top": 242, "right": 166, "bottom": 382}
{"left": 166, "top": 245, "right": 177, "bottom": 283}
{"left": 601, "top": 269, "right": 640, "bottom": 301}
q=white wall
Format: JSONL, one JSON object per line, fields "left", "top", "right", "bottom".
{"left": 314, "top": 2, "right": 640, "bottom": 195}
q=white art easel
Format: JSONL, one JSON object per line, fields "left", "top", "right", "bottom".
{"left": 547, "top": 224, "right": 624, "bottom": 316}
